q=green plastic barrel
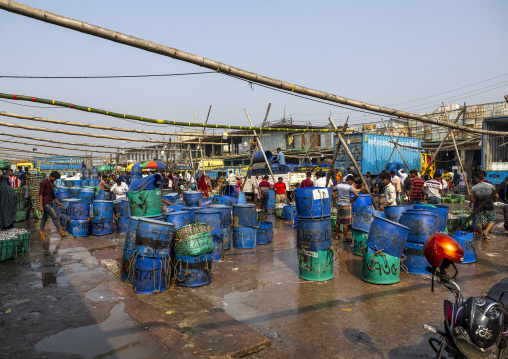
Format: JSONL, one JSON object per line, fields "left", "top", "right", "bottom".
{"left": 298, "top": 248, "right": 334, "bottom": 282}
{"left": 128, "top": 189, "right": 162, "bottom": 217}
{"left": 361, "top": 248, "right": 400, "bottom": 284}
{"left": 352, "top": 230, "right": 369, "bottom": 256}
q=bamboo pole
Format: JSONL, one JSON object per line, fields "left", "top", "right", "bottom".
{"left": 245, "top": 104, "right": 271, "bottom": 184}
{"left": 0, "top": 115, "right": 226, "bottom": 145}
{"left": 442, "top": 103, "right": 470, "bottom": 196}
{"left": 325, "top": 117, "right": 348, "bottom": 187}
{"left": 3, "top": 138, "right": 117, "bottom": 154}
{"left": 384, "top": 135, "right": 401, "bottom": 171}
{"left": 328, "top": 116, "right": 371, "bottom": 194}
{"left": 455, "top": 175, "right": 508, "bottom": 232}
{"left": 0, "top": 2, "right": 502, "bottom": 136}
{"left": 244, "top": 109, "right": 276, "bottom": 184}
{"left": 380, "top": 118, "right": 410, "bottom": 171}
{"left": 422, "top": 106, "right": 466, "bottom": 177}
{"left": 196, "top": 106, "right": 212, "bottom": 175}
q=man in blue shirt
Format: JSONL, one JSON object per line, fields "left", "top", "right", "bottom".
{"left": 273, "top": 148, "right": 286, "bottom": 166}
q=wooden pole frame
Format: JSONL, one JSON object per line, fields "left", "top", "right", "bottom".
{"left": 380, "top": 118, "right": 410, "bottom": 171}
{"left": 245, "top": 104, "right": 271, "bottom": 184}
{"left": 325, "top": 116, "right": 348, "bottom": 187}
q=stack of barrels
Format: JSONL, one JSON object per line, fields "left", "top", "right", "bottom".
{"left": 294, "top": 187, "right": 334, "bottom": 282}
{"left": 113, "top": 198, "right": 131, "bottom": 233}
{"left": 209, "top": 204, "right": 233, "bottom": 251}
{"left": 351, "top": 206, "right": 386, "bottom": 256}
{"left": 232, "top": 204, "right": 258, "bottom": 249}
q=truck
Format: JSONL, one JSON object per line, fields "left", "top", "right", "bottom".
{"left": 333, "top": 133, "right": 434, "bottom": 177}
{"left": 483, "top": 117, "right": 508, "bottom": 189}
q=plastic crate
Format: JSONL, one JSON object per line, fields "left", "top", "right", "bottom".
{"left": 32, "top": 209, "right": 43, "bottom": 220}
{"left": 452, "top": 194, "right": 465, "bottom": 203}
{"left": 14, "top": 210, "right": 28, "bottom": 223}
{"left": 0, "top": 237, "right": 18, "bottom": 262}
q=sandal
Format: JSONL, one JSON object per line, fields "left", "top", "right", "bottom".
{"left": 60, "top": 231, "right": 69, "bottom": 237}
{"left": 38, "top": 233, "right": 49, "bottom": 240}
{"left": 482, "top": 233, "right": 492, "bottom": 241}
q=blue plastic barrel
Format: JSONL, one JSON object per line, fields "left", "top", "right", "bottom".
{"left": 252, "top": 150, "right": 273, "bottom": 163}
{"left": 79, "top": 187, "right": 95, "bottom": 203}
{"left": 267, "top": 189, "right": 275, "bottom": 207}
{"left": 366, "top": 215, "right": 410, "bottom": 258}
{"left": 74, "top": 180, "right": 83, "bottom": 188}
{"left": 83, "top": 168, "right": 91, "bottom": 179}
{"left": 257, "top": 221, "right": 273, "bottom": 245}
{"left": 174, "top": 253, "right": 213, "bottom": 287}
{"left": 166, "top": 204, "right": 186, "bottom": 213}
{"left": 402, "top": 242, "right": 428, "bottom": 275}
{"left": 113, "top": 198, "right": 130, "bottom": 217}
{"left": 297, "top": 218, "right": 333, "bottom": 251}
{"left": 68, "top": 219, "right": 89, "bottom": 237}
{"left": 165, "top": 211, "right": 192, "bottom": 229}
{"left": 183, "top": 191, "right": 203, "bottom": 207}
{"left": 96, "top": 190, "right": 114, "bottom": 201}
{"left": 92, "top": 168, "right": 98, "bottom": 180}
{"left": 399, "top": 210, "right": 439, "bottom": 244}
{"left": 124, "top": 217, "right": 140, "bottom": 252}
{"left": 131, "top": 166, "right": 142, "bottom": 181}
{"left": 352, "top": 194, "right": 373, "bottom": 214}
{"left": 384, "top": 205, "right": 413, "bottom": 223}
{"left": 450, "top": 231, "right": 476, "bottom": 264}
{"left": 91, "top": 200, "right": 114, "bottom": 236}
{"left": 233, "top": 204, "right": 258, "bottom": 228}
{"left": 222, "top": 185, "right": 239, "bottom": 199}
{"left": 233, "top": 227, "right": 257, "bottom": 248}
{"left": 57, "top": 199, "right": 71, "bottom": 223}
{"left": 284, "top": 205, "right": 296, "bottom": 220}
{"left": 208, "top": 204, "right": 232, "bottom": 227}
{"left": 294, "top": 187, "right": 331, "bottom": 219}
{"left": 435, "top": 205, "right": 449, "bottom": 233}
{"left": 180, "top": 206, "right": 201, "bottom": 222}
{"left": 132, "top": 256, "right": 168, "bottom": 294}
{"left": 135, "top": 218, "right": 175, "bottom": 258}
{"left": 223, "top": 227, "right": 231, "bottom": 250}
{"left": 163, "top": 193, "right": 180, "bottom": 204}
{"left": 212, "top": 195, "right": 236, "bottom": 206}
{"left": 201, "top": 198, "right": 212, "bottom": 207}
{"left": 55, "top": 187, "right": 70, "bottom": 202}
{"left": 66, "top": 199, "right": 91, "bottom": 220}
{"left": 211, "top": 235, "right": 224, "bottom": 262}
{"left": 69, "top": 187, "right": 81, "bottom": 199}
{"left": 63, "top": 180, "right": 74, "bottom": 187}
{"left": 195, "top": 209, "right": 222, "bottom": 237}
{"left": 117, "top": 216, "right": 129, "bottom": 233}
{"left": 352, "top": 206, "right": 386, "bottom": 233}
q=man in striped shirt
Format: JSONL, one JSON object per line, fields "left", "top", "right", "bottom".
{"left": 409, "top": 170, "right": 424, "bottom": 204}
{"left": 423, "top": 173, "right": 444, "bottom": 206}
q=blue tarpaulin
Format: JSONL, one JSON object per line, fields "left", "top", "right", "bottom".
{"left": 129, "top": 174, "right": 162, "bottom": 192}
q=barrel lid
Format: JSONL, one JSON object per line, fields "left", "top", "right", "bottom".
{"left": 62, "top": 198, "right": 81, "bottom": 202}
{"left": 209, "top": 204, "right": 231, "bottom": 209}
{"left": 138, "top": 217, "right": 174, "bottom": 226}
{"left": 195, "top": 208, "right": 221, "bottom": 214}
{"left": 404, "top": 209, "right": 439, "bottom": 216}
{"left": 181, "top": 206, "right": 201, "bottom": 210}
{"left": 372, "top": 214, "right": 410, "bottom": 230}
{"left": 232, "top": 204, "right": 256, "bottom": 208}
{"left": 93, "top": 200, "right": 113, "bottom": 203}
{"left": 165, "top": 211, "right": 191, "bottom": 216}
{"left": 70, "top": 187, "right": 81, "bottom": 189}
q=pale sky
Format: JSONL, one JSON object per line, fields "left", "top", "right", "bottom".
{"left": 1, "top": 0, "right": 507, "bottom": 157}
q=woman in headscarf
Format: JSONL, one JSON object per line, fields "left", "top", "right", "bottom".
{"left": 235, "top": 176, "right": 243, "bottom": 192}
{"left": 205, "top": 175, "right": 212, "bottom": 195}
{"left": 0, "top": 174, "right": 17, "bottom": 230}
{"left": 199, "top": 174, "right": 210, "bottom": 197}
{"left": 168, "top": 173, "right": 174, "bottom": 191}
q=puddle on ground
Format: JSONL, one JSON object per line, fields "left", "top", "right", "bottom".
{"left": 84, "top": 282, "right": 115, "bottom": 302}
{"left": 35, "top": 303, "right": 165, "bottom": 358}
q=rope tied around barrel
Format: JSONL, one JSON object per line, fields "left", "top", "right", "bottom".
{"left": 329, "top": 245, "right": 340, "bottom": 262}
{"left": 367, "top": 246, "right": 388, "bottom": 272}
{"left": 400, "top": 252, "right": 408, "bottom": 273}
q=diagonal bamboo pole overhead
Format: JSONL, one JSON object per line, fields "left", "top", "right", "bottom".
{"left": 0, "top": 1, "right": 504, "bottom": 136}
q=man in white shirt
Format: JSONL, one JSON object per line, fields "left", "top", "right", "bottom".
{"left": 227, "top": 170, "right": 236, "bottom": 184}
{"left": 315, "top": 171, "right": 333, "bottom": 188}
{"left": 382, "top": 174, "right": 397, "bottom": 208}
{"left": 110, "top": 178, "right": 129, "bottom": 200}
{"left": 252, "top": 173, "right": 260, "bottom": 206}
{"left": 423, "top": 173, "right": 444, "bottom": 205}
{"left": 390, "top": 170, "right": 402, "bottom": 204}
{"left": 398, "top": 169, "right": 408, "bottom": 184}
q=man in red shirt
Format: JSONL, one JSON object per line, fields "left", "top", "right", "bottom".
{"left": 258, "top": 175, "right": 272, "bottom": 214}
{"left": 273, "top": 177, "right": 287, "bottom": 204}
{"left": 300, "top": 172, "right": 313, "bottom": 188}
{"left": 38, "top": 171, "right": 68, "bottom": 239}
{"left": 7, "top": 169, "right": 18, "bottom": 188}
{"left": 409, "top": 169, "right": 425, "bottom": 204}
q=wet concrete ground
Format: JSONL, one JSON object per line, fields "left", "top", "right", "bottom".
{"left": 1, "top": 202, "right": 507, "bottom": 358}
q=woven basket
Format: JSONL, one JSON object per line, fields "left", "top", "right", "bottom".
{"left": 14, "top": 210, "right": 28, "bottom": 223}
{"left": 256, "top": 209, "right": 263, "bottom": 221}
{"left": 16, "top": 232, "right": 30, "bottom": 253}
{"left": 0, "top": 237, "right": 18, "bottom": 262}
{"left": 174, "top": 232, "right": 215, "bottom": 256}
{"left": 175, "top": 222, "right": 210, "bottom": 241}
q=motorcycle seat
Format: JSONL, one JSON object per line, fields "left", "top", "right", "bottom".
{"left": 487, "top": 277, "right": 508, "bottom": 311}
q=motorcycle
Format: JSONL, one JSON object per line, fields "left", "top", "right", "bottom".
{"left": 422, "top": 233, "right": 508, "bottom": 358}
